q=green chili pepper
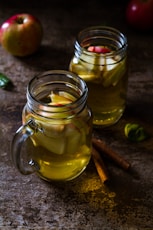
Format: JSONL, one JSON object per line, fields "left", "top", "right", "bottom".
{"left": 124, "top": 123, "right": 149, "bottom": 142}
{"left": 0, "top": 73, "right": 12, "bottom": 89}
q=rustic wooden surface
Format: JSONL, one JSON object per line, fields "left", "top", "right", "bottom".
{"left": 0, "top": 1, "right": 153, "bottom": 229}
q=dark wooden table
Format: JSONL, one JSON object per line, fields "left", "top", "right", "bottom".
{"left": 0, "top": 1, "right": 153, "bottom": 229}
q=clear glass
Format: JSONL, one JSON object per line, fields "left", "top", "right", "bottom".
{"left": 69, "top": 26, "right": 128, "bottom": 127}
{"left": 11, "top": 70, "right": 93, "bottom": 182}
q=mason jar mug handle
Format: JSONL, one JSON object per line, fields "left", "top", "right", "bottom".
{"left": 11, "top": 119, "right": 42, "bottom": 175}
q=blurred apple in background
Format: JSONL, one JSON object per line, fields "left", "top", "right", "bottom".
{"left": 126, "top": 0, "right": 153, "bottom": 31}
{"left": 0, "top": 13, "right": 43, "bottom": 57}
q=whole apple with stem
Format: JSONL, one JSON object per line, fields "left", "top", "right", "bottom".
{"left": 0, "top": 13, "right": 43, "bottom": 57}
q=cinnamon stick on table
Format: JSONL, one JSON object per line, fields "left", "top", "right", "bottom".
{"left": 92, "top": 146, "right": 109, "bottom": 183}
{"left": 92, "top": 138, "right": 131, "bottom": 170}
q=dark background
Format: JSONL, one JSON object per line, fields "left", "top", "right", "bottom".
{"left": 0, "top": 1, "right": 153, "bottom": 229}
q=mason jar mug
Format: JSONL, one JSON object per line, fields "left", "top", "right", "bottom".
{"left": 69, "top": 26, "right": 128, "bottom": 127}
{"left": 11, "top": 70, "right": 93, "bottom": 182}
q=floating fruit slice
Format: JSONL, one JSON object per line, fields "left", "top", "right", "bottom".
{"left": 32, "top": 117, "right": 87, "bottom": 155}
{"left": 39, "top": 91, "right": 76, "bottom": 119}
{"left": 49, "top": 91, "right": 73, "bottom": 106}
{"left": 30, "top": 91, "right": 88, "bottom": 155}
{"left": 87, "top": 46, "right": 111, "bottom": 54}
{"left": 102, "top": 58, "right": 126, "bottom": 87}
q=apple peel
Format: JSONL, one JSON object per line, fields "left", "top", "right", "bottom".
{"left": 87, "top": 46, "right": 111, "bottom": 54}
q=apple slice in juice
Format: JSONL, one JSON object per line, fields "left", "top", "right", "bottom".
{"left": 87, "top": 45, "right": 125, "bottom": 86}
{"left": 86, "top": 46, "right": 125, "bottom": 86}
{"left": 49, "top": 91, "right": 74, "bottom": 105}
{"left": 70, "top": 45, "right": 111, "bottom": 83}
{"left": 102, "top": 57, "right": 126, "bottom": 87}
{"left": 31, "top": 91, "right": 88, "bottom": 155}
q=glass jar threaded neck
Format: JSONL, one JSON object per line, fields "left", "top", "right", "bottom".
{"left": 26, "top": 70, "right": 88, "bottom": 119}
{"left": 74, "top": 26, "right": 127, "bottom": 64}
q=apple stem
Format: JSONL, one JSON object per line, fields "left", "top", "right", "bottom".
{"left": 16, "top": 17, "right": 24, "bottom": 24}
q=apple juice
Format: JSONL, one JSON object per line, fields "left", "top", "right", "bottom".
{"left": 69, "top": 26, "right": 128, "bottom": 126}
{"left": 20, "top": 71, "right": 92, "bottom": 181}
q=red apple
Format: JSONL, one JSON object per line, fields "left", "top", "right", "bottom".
{"left": 0, "top": 13, "right": 43, "bottom": 57}
{"left": 126, "top": 0, "right": 153, "bottom": 31}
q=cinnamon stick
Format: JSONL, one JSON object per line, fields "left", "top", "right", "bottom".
{"left": 92, "top": 146, "right": 109, "bottom": 183}
{"left": 92, "top": 138, "right": 131, "bottom": 170}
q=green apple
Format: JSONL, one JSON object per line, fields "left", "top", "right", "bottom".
{"left": 0, "top": 13, "right": 43, "bottom": 57}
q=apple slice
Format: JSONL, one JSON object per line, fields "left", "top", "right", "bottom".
{"left": 32, "top": 115, "right": 87, "bottom": 155}
{"left": 33, "top": 91, "right": 86, "bottom": 155}
{"left": 87, "top": 46, "right": 111, "bottom": 54}
{"left": 102, "top": 58, "right": 126, "bottom": 87}
{"left": 49, "top": 91, "right": 73, "bottom": 106}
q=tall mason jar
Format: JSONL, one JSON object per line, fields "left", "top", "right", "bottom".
{"left": 69, "top": 26, "right": 128, "bottom": 127}
{"left": 11, "top": 70, "right": 93, "bottom": 182}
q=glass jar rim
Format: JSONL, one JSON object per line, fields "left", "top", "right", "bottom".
{"left": 27, "top": 70, "right": 88, "bottom": 117}
{"left": 76, "top": 25, "right": 127, "bottom": 57}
